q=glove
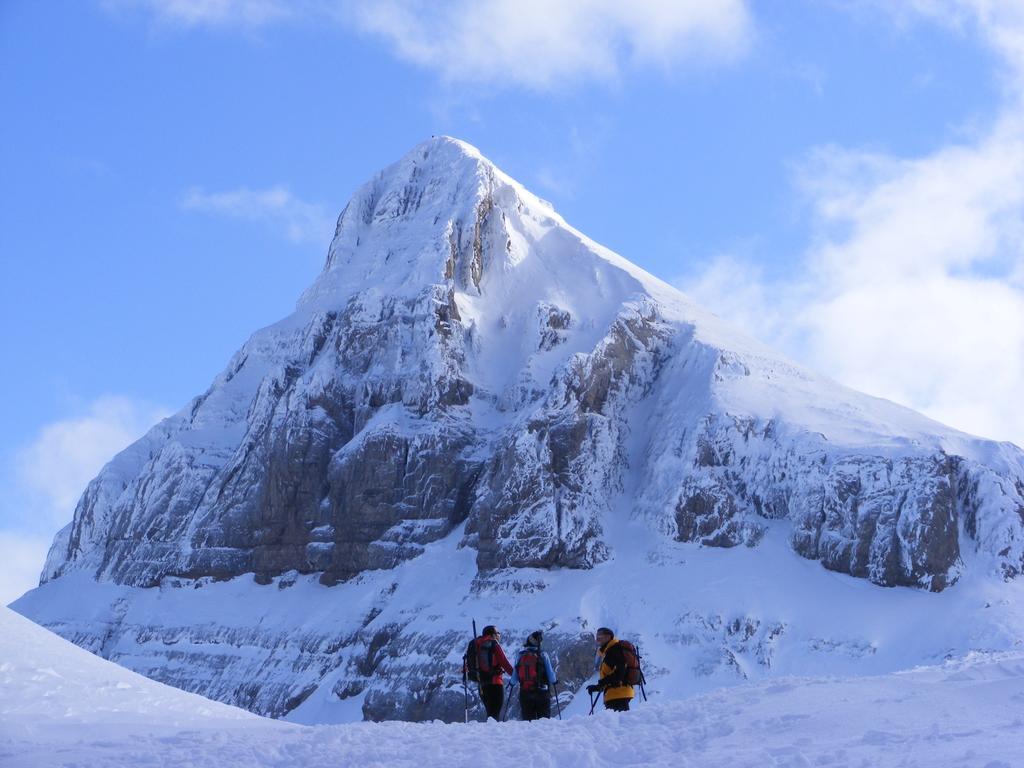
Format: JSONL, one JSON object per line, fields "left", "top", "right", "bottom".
{"left": 586, "top": 684, "right": 602, "bottom": 694}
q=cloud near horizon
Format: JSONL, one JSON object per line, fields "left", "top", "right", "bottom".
{"left": 0, "top": 396, "right": 169, "bottom": 605}
{"left": 16, "top": 396, "right": 171, "bottom": 529}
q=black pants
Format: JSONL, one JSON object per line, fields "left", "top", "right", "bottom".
{"left": 604, "top": 698, "right": 630, "bottom": 712}
{"left": 479, "top": 683, "right": 505, "bottom": 721}
{"left": 519, "top": 689, "right": 551, "bottom": 721}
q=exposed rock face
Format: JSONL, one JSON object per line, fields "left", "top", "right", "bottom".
{"left": 666, "top": 413, "right": 968, "bottom": 590}
{"left": 472, "top": 303, "right": 672, "bottom": 571}
{"left": 17, "top": 136, "right": 1024, "bottom": 723}
{"left": 58, "top": 285, "right": 485, "bottom": 589}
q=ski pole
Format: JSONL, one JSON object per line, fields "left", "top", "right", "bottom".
{"left": 552, "top": 681, "right": 563, "bottom": 720}
{"left": 588, "top": 689, "right": 598, "bottom": 716}
{"left": 501, "top": 682, "right": 515, "bottom": 721}
{"left": 467, "top": 619, "right": 477, "bottom": 721}
{"left": 637, "top": 645, "right": 649, "bottom": 702}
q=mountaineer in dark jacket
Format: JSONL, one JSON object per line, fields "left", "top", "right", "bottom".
{"left": 466, "top": 625, "right": 514, "bottom": 720}
{"left": 513, "top": 630, "right": 557, "bottom": 721}
{"left": 586, "top": 627, "right": 635, "bottom": 711}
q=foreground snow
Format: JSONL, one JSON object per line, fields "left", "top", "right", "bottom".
{"left": 15, "top": 520, "right": 1024, "bottom": 727}
{"left": 3, "top": 607, "right": 1022, "bottom": 767}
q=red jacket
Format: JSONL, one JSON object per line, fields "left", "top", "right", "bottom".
{"left": 473, "top": 636, "right": 514, "bottom": 685}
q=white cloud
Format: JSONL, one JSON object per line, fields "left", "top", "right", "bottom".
{"left": 182, "top": 186, "right": 334, "bottom": 245}
{"left": 683, "top": 254, "right": 798, "bottom": 347}
{"left": 349, "top": 0, "right": 754, "bottom": 89}
{"left": 680, "top": 3, "right": 1024, "bottom": 447}
{"left": 104, "top": 0, "right": 754, "bottom": 88}
{"left": 0, "top": 396, "right": 169, "bottom": 602}
{"left": 102, "top": 0, "right": 292, "bottom": 28}
{"left": 682, "top": 117, "right": 1024, "bottom": 447}
{"left": 15, "top": 396, "right": 170, "bottom": 528}
{"left": 0, "top": 532, "right": 52, "bottom": 607}
{"left": 904, "top": 2, "right": 1024, "bottom": 66}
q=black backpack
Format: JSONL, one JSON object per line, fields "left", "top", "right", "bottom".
{"left": 465, "top": 637, "right": 494, "bottom": 683}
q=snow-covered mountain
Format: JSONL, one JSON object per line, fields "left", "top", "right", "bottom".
{"left": 12, "top": 136, "right": 1024, "bottom": 722}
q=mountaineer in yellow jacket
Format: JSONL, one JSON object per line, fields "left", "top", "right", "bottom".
{"left": 586, "top": 627, "right": 635, "bottom": 712}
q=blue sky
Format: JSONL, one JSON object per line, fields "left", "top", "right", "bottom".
{"left": 3, "top": 0, "right": 1023, "bottom": 603}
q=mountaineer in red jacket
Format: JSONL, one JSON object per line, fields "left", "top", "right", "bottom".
{"left": 464, "top": 625, "right": 514, "bottom": 720}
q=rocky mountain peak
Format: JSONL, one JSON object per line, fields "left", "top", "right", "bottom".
{"left": 305, "top": 136, "right": 527, "bottom": 308}
{"left": 15, "top": 137, "right": 1024, "bottom": 725}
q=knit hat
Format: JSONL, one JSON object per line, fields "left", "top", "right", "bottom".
{"left": 596, "top": 627, "right": 614, "bottom": 637}
{"left": 482, "top": 625, "right": 498, "bottom": 636}
{"left": 526, "top": 630, "right": 543, "bottom": 646}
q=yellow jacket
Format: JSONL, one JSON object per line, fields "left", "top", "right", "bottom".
{"left": 598, "top": 638, "right": 635, "bottom": 703}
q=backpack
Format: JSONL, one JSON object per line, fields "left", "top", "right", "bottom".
{"left": 465, "top": 637, "right": 494, "bottom": 683}
{"left": 617, "top": 640, "right": 642, "bottom": 686}
{"left": 515, "top": 648, "right": 547, "bottom": 691}
{"left": 464, "top": 639, "right": 480, "bottom": 682}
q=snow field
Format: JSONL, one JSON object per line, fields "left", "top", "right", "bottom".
{"left": 3, "top": 607, "right": 1024, "bottom": 768}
